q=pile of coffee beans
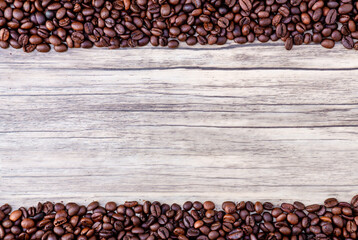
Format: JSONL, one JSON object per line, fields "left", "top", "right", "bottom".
{"left": 1, "top": 195, "right": 358, "bottom": 240}
{"left": 1, "top": 0, "right": 358, "bottom": 52}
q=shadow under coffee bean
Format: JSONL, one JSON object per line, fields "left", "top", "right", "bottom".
{"left": 1, "top": 194, "right": 358, "bottom": 239}
{"left": 0, "top": 0, "right": 358, "bottom": 52}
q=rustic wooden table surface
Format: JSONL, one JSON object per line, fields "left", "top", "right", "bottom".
{"left": 1, "top": 43, "right": 357, "bottom": 209}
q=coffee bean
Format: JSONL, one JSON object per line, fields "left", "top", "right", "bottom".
{"left": 0, "top": 28, "right": 9, "bottom": 41}
{"left": 263, "top": 202, "right": 274, "bottom": 210}
{"left": 71, "top": 32, "right": 84, "bottom": 43}
{"left": 326, "top": 9, "right": 337, "bottom": 25}
{"left": 228, "top": 229, "right": 244, "bottom": 239}
{"left": 0, "top": 40, "right": 9, "bottom": 49}
{"left": 306, "top": 204, "right": 322, "bottom": 213}
{"left": 239, "top": 0, "right": 252, "bottom": 12}
{"left": 352, "top": 195, "right": 358, "bottom": 208}
{"left": 331, "top": 30, "right": 342, "bottom": 41}
{"left": 49, "top": 35, "right": 62, "bottom": 46}
{"left": 338, "top": 4, "right": 353, "bottom": 14}
{"left": 342, "top": 36, "right": 354, "bottom": 49}
{"left": 276, "top": 23, "right": 287, "bottom": 38}
{"left": 293, "top": 202, "right": 305, "bottom": 211}
{"left": 23, "top": 44, "right": 36, "bottom": 52}
{"left": 131, "top": 30, "right": 144, "bottom": 41}
{"left": 218, "top": 17, "right": 229, "bottom": 29}
{"left": 21, "top": 218, "right": 35, "bottom": 229}
{"left": 294, "top": 34, "right": 303, "bottom": 45}
{"left": 204, "top": 201, "right": 215, "bottom": 210}
{"left": 54, "top": 43, "right": 68, "bottom": 52}
{"left": 29, "top": 34, "right": 43, "bottom": 45}
{"left": 9, "top": 210, "right": 22, "bottom": 222}
{"left": 324, "top": 198, "right": 339, "bottom": 208}
{"left": 160, "top": 4, "right": 171, "bottom": 17}
{"left": 285, "top": 37, "right": 293, "bottom": 50}
{"left": 16, "top": 34, "right": 27, "bottom": 46}
{"left": 184, "top": 215, "right": 195, "bottom": 228}
{"left": 279, "top": 226, "right": 291, "bottom": 235}
{"left": 222, "top": 202, "right": 236, "bottom": 214}
{"left": 168, "top": 40, "right": 179, "bottom": 48}
{"left": 71, "top": 22, "right": 84, "bottom": 31}
{"left": 151, "top": 204, "right": 161, "bottom": 217}
{"left": 87, "top": 202, "right": 99, "bottom": 211}
{"left": 157, "top": 227, "right": 169, "bottom": 239}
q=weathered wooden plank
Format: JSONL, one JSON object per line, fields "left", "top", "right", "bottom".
{"left": 0, "top": 43, "right": 358, "bottom": 209}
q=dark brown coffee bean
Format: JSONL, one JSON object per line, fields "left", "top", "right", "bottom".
{"left": 21, "top": 218, "right": 35, "bottom": 229}
{"left": 9, "top": 210, "right": 22, "bottom": 222}
{"left": 285, "top": 37, "right": 293, "bottom": 50}
{"left": 326, "top": 9, "right": 337, "bottom": 25}
{"left": 0, "top": 28, "right": 9, "bottom": 41}
{"left": 293, "top": 201, "right": 305, "bottom": 210}
{"left": 338, "top": 4, "right": 353, "bottom": 14}
{"left": 54, "top": 43, "right": 68, "bottom": 52}
{"left": 151, "top": 204, "right": 161, "bottom": 217}
{"left": 37, "top": 43, "right": 51, "bottom": 52}
{"left": 331, "top": 30, "right": 342, "bottom": 41}
{"left": 157, "top": 227, "right": 169, "bottom": 239}
{"left": 234, "top": 36, "right": 247, "bottom": 44}
{"left": 306, "top": 204, "right": 321, "bottom": 212}
{"left": 49, "top": 35, "right": 61, "bottom": 46}
{"left": 228, "top": 229, "right": 244, "bottom": 240}
{"left": 218, "top": 17, "right": 229, "bottom": 29}
{"left": 203, "top": 201, "right": 215, "bottom": 210}
{"left": 71, "top": 22, "right": 84, "bottom": 31}
{"left": 279, "top": 226, "right": 291, "bottom": 235}
{"left": 324, "top": 198, "right": 339, "bottom": 208}
{"left": 239, "top": 0, "right": 252, "bottom": 12}
{"left": 342, "top": 36, "right": 354, "bottom": 49}
{"left": 351, "top": 195, "right": 358, "bottom": 208}
{"left": 222, "top": 202, "right": 236, "bottom": 214}
{"left": 276, "top": 23, "right": 287, "bottom": 38}
{"left": 29, "top": 34, "right": 43, "bottom": 45}
{"left": 168, "top": 40, "right": 179, "bottom": 48}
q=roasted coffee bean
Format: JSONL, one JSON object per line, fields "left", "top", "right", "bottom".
{"left": 239, "top": 0, "right": 252, "bottom": 12}
{"left": 222, "top": 202, "right": 236, "bottom": 214}
{"left": 352, "top": 195, "right": 358, "bottom": 208}
{"left": 9, "top": 210, "right": 22, "bottom": 222}
{"left": 228, "top": 229, "right": 244, "bottom": 239}
{"left": 157, "top": 227, "right": 169, "bottom": 239}
{"left": 204, "top": 201, "right": 215, "bottom": 210}
{"left": 281, "top": 203, "right": 294, "bottom": 213}
{"left": 326, "top": 9, "right": 337, "bottom": 25}
{"left": 168, "top": 39, "right": 179, "bottom": 48}
{"left": 276, "top": 23, "right": 287, "bottom": 38}
{"left": 306, "top": 204, "right": 321, "bottom": 212}
{"left": 54, "top": 43, "right": 68, "bottom": 52}
{"left": 341, "top": 36, "right": 353, "bottom": 48}
{"left": 285, "top": 37, "right": 293, "bottom": 50}
{"left": 151, "top": 204, "right": 161, "bottom": 217}
{"left": 293, "top": 202, "right": 305, "bottom": 211}
{"left": 0, "top": 28, "right": 9, "bottom": 41}
{"left": 21, "top": 218, "right": 35, "bottom": 229}
{"left": 36, "top": 43, "right": 51, "bottom": 52}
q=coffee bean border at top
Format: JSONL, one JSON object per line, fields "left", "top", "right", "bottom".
{"left": 0, "top": 0, "right": 358, "bottom": 52}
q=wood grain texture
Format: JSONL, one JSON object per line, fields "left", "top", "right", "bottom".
{"left": 0, "top": 42, "right": 358, "bottom": 209}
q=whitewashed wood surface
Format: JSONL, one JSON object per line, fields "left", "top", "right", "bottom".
{"left": 1, "top": 42, "right": 358, "bottom": 209}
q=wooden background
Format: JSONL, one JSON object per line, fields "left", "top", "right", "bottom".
{"left": 1, "top": 42, "right": 358, "bottom": 209}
